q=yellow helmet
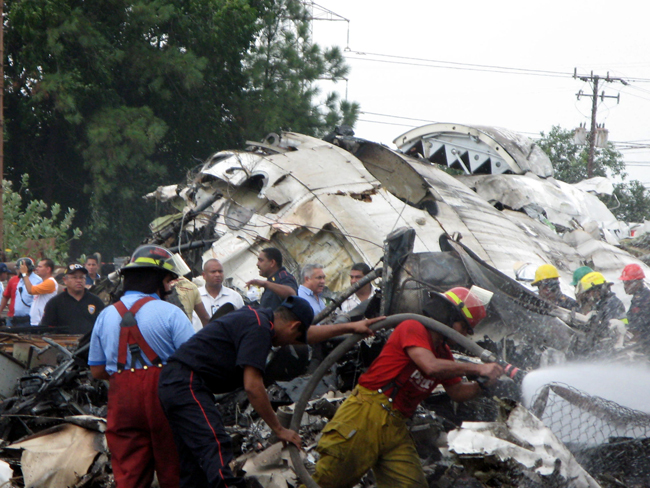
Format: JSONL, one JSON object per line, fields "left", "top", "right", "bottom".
{"left": 578, "top": 271, "right": 607, "bottom": 294}
{"left": 532, "top": 264, "right": 560, "bottom": 285}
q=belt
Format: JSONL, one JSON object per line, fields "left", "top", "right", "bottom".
{"left": 354, "top": 385, "right": 406, "bottom": 421}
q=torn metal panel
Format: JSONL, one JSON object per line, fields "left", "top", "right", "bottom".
{"left": 8, "top": 420, "right": 107, "bottom": 487}
{"left": 572, "top": 176, "right": 614, "bottom": 196}
{"left": 448, "top": 404, "right": 601, "bottom": 487}
{"left": 0, "top": 349, "right": 25, "bottom": 399}
{"left": 353, "top": 141, "right": 586, "bottom": 282}
{"left": 460, "top": 173, "right": 619, "bottom": 233}
{"left": 148, "top": 130, "right": 643, "bottom": 321}
{"left": 240, "top": 443, "right": 298, "bottom": 488}
{"left": 393, "top": 123, "right": 554, "bottom": 177}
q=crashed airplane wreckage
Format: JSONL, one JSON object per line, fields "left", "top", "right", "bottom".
{"left": 0, "top": 125, "right": 646, "bottom": 486}
{"left": 140, "top": 126, "right": 650, "bottom": 486}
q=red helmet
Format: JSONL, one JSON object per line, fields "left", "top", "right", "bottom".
{"left": 443, "top": 286, "right": 492, "bottom": 331}
{"left": 620, "top": 263, "right": 645, "bottom": 281}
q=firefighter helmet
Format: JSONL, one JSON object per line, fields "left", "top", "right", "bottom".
{"left": 578, "top": 271, "right": 608, "bottom": 294}
{"left": 571, "top": 266, "right": 593, "bottom": 286}
{"left": 532, "top": 264, "right": 560, "bottom": 285}
{"left": 442, "top": 286, "right": 493, "bottom": 332}
{"left": 619, "top": 263, "right": 645, "bottom": 281}
{"left": 122, "top": 245, "right": 189, "bottom": 277}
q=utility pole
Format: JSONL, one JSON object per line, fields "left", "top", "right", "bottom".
{"left": 574, "top": 69, "right": 628, "bottom": 178}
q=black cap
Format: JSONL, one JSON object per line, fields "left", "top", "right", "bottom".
{"left": 0, "top": 263, "right": 9, "bottom": 274}
{"left": 65, "top": 263, "right": 89, "bottom": 276}
{"left": 280, "top": 295, "right": 314, "bottom": 343}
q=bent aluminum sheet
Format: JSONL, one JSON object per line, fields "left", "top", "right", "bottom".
{"left": 148, "top": 132, "right": 646, "bottom": 309}
{"left": 448, "top": 404, "right": 601, "bottom": 487}
{"left": 8, "top": 420, "right": 106, "bottom": 487}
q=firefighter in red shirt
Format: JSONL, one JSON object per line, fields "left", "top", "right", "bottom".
{"left": 311, "top": 287, "right": 503, "bottom": 488}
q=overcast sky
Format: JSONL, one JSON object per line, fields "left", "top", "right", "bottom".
{"left": 311, "top": 0, "right": 650, "bottom": 184}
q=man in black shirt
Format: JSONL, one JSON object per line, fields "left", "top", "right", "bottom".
{"left": 40, "top": 263, "right": 105, "bottom": 334}
{"left": 246, "top": 247, "right": 298, "bottom": 309}
{"left": 159, "top": 295, "right": 382, "bottom": 488}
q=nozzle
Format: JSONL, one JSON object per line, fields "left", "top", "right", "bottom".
{"left": 499, "top": 361, "right": 526, "bottom": 383}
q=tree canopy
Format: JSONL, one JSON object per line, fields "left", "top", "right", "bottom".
{"left": 538, "top": 126, "right": 650, "bottom": 223}
{"left": 4, "top": 0, "right": 356, "bottom": 259}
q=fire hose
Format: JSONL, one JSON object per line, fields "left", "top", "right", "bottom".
{"left": 287, "top": 313, "right": 525, "bottom": 488}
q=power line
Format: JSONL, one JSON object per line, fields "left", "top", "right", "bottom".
{"left": 357, "top": 118, "right": 418, "bottom": 128}
{"left": 343, "top": 50, "right": 650, "bottom": 83}
{"left": 360, "top": 111, "right": 437, "bottom": 123}
{"left": 344, "top": 55, "right": 572, "bottom": 79}
{"left": 346, "top": 50, "right": 573, "bottom": 77}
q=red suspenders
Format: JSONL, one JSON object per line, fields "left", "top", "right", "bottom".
{"left": 113, "top": 296, "right": 163, "bottom": 373}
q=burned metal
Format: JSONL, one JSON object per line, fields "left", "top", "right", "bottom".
{"left": 0, "top": 336, "right": 111, "bottom": 486}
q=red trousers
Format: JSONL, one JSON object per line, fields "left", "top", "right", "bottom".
{"left": 106, "top": 368, "right": 180, "bottom": 488}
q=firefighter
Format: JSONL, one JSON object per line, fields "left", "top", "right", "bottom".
{"left": 310, "top": 287, "right": 504, "bottom": 488}
{"left": 158, "top": 295, "right": 383, "bottom": 488}
{"left": 576, "top": 271, "right": 626, "bottom": 355}
{"left": 571, "top": 266, "right": 594, "bottom": 314}
{"left": 619, "top": 263, "right": 650, "bottom": 348}
{"left": 88, "top": 245, "right": 195, "bottom": 488}
{"left": 531, "top": 264, "right": 578, "bottom": 310}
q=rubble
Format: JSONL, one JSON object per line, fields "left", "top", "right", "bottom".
{"left": 447, "top": 402, "right": 600, "bottom": 488}
{"left": 0, "top": 335, "right": 110, "bottom": 487}
{"left": 2, "top": 124, "right": 649, "bottom": 486}
{"left": 139, "top": 125, "right": 650, "bottom": 486}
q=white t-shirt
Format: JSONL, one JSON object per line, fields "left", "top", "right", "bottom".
{"left": 191, "top": 285, "right": 244, "bottom": 331}
{"left": 30, "top": 277, "right": 59, "bottom": 325}
{"left": 340, "top": 286, "right": 377, "bottom": 314}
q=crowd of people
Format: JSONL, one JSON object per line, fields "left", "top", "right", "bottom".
{"left": 0, "top": 255, "right": 105, "bottom": 333}
{"left": 1, "top": 244, "right": 647, "bottom": 488}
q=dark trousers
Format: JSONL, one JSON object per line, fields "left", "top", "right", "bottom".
{"left": 158, "top": 361, "right": 244, "bottom": 488}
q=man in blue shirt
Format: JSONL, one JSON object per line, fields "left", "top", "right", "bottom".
{"left": 298, "top": 263, "right": 326, "bottom": 315}
{"left": 14, "top": 258, "right": 42, "bottom": 327}
{"left": 89, "top": 245, "right": 194, "bottom": 488}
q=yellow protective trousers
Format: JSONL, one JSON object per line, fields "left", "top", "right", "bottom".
{"left": 312, "top": 385, "right": 427, "bottom": 488}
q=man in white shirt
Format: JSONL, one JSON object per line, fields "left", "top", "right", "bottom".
{"left": 340, "top": 263, "right": 376, "bottom": 314}
{"left": 192, "top": 259, "right": 244, "bottom": 330}
{"left": 20, "top": 258, "right": 59, "bottom": 326}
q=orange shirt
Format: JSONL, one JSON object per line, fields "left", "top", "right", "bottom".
{"left": 31, "top": 277, "right": 57, "bottom": 295}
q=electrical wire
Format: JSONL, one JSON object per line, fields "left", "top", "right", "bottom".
{"left": 344, "top": 55, "right": 572, "bottom": 79}
{"left": 346, "top": 50, "right": 573, "bottom": 78}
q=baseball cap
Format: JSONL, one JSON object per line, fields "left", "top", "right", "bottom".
{"left": 65, "top": 263, "right": 89, "bottom": 276}
{"left": 280, "top": 295, "right": 314, "bottom": 343}
{"left": 0, "top": 263, "right": 9, "bottom": 274}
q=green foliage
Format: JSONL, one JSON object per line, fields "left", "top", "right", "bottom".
{"left": 3, "top": 175, "right": 82, "bottom": 263}
{"left": 539, "top": 126, "right": 650, "bottom": 222}
{"left": 4, "top": 0, "right": 358, "bottom": 258}
{"left": 602, "top": 181, "right": 650, "bottom": 223}
{"left": 239, "top": 0, "right": 359, "bottom": 138}
{"left": 4, "top": 0, "right": 262, "bottom": 257}
{"left": 537, "top": 126, "right": 626, "bottom": 183}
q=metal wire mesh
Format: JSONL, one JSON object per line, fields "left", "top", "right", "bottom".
{"left": 531, "top": 382, "right": 650, "bottom": 446}
{"left": 531, "top": 382, "right": 650, "bottom": 485}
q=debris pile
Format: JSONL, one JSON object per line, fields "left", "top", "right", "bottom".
{"left": 0, "top": 337, "right": 111, "bottom": 487}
